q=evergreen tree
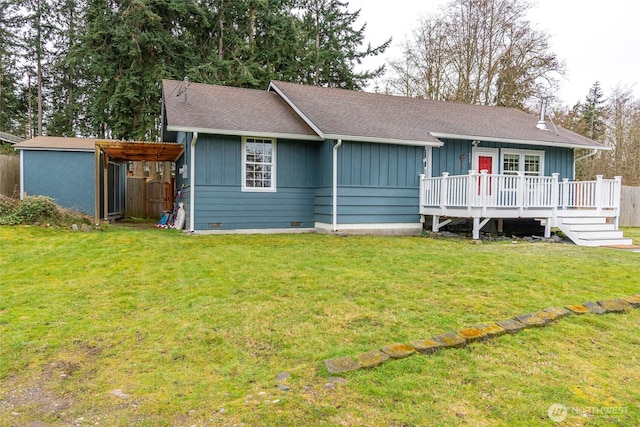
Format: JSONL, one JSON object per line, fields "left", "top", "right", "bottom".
{"left": 0, "top": 0, "right": 25, "bottom": 135}
{"left": 79, "top": 0, "right": 204, "bottom": 139}
{"left": 297, "top": 0, "right": 390, "bottom": 89}
{"left": 46, "top": 0, "right": 86, "bottom": 136}
{"left": 187, "top": 0, "right": 303, "bottom": 88}
{"left": 581, "top": 81, "right": 606, "bottom": 141}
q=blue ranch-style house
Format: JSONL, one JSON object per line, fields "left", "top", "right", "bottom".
{"left": 159, "top": 79, "right": 627, "bottom": 246}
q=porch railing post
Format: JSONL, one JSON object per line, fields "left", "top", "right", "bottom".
{"left": 480, "top": 170, "right": 488, "bottom": 216}
{"left": 419, "top": 174, "right": 425, "bottom": 208}
{"left": 517, "top": 172, "right": 525, "bottom": 216}
{"left": 614, "top": 176, "right": 622, "bottom": 229}
{"left": 467, "top": 170, "right": 476, "bottom": 210}
{"left": 440, "top": 172, "right": 449, "bottom": 209}
{"left": 550, "top": 173, "right": 559, "bottom": 234}
{"left": 595, "top": 175, "right": 603, "bottom": 214}
{"left": 561, "top": 178, "right": 569, "bottom": 210}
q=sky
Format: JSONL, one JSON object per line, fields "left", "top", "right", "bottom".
{"left": 347, "top": 0, "right": 639, "bottom": 106}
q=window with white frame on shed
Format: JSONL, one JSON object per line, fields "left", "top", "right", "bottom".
{"left": 242, "top": 137, "right": 276, "bottom": 191}
{"left": 501, "top": 149, "right": 544, "bottom": 176}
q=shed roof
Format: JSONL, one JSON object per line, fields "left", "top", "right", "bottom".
{"left": 14, "top": 136, "right": 105, "bottom": 152}
{"left": 0, "top": 131, "right": 24, "bottom": 145}
{"left": 162, "top": 79, "right": 320, "bottom": 141}
{"left": 269, "top": 81, "right": 606, "bottom": 150}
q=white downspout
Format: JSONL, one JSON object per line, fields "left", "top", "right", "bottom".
{"left": 19, "top": 149, "right": 24, "bottom": 199}
{"left": 332, "top": 139, "right": 343, "bottom": 231}
{"left": 573, "top": 148, "right": 598, "bottom": 179}
{"left": 189, "top": 132, "right": 198, "bottom": 232}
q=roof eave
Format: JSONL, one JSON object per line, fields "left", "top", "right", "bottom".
{"left": 14, "top": 146, "right": 94, "bottom": 152}
{"left": 429, "top": 132, "right": 610, "bottom": 151}
{"left": 324, "top": 133, "right": 444, "bottom": 147}
{"left": 166, "top": 125, "right": 323, "bottom": 142}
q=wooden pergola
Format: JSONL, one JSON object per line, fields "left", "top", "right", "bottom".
{"left": 94, "top": 140, "right": 184, "bottom": 224}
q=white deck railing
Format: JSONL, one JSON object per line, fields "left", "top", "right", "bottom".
{"left": 420, "top": 171, "right": 622, "bottom": 213}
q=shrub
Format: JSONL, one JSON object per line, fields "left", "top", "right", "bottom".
{"left": 0, "top": 195, "right": 60, "bottom": 225}
{"left": 0, "top": 195, "right": 18, "bottom": 216}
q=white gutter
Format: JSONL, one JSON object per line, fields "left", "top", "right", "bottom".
{"left": 189, "top": 132, "right": 198, "bottom": 232}
{"left": 166, "top": 125, "right": 323, "bottom": 142}
{"left": 573, "top": 148, "right": 598, "bottom": 179}
{"left": 332, "top": 139, "right": 342, "bottom": 231}
{"left": 429, "top": 132, "right": 611, "bottom": 151}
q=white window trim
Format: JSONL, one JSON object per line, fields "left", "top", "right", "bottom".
{"left": 471, "top": 147, "right": 499, "bottom": 174}
{"left": 242, "top": 137, "right": 277, "bottom": 192}
{"left": 500, "top": 148, "right": 545, "bottom": 176}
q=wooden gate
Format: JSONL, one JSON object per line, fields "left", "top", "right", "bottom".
{"left": 125, "top": 177, "right": 146, "bottom": 218}
{"left": 0, "top": 155, "right": 19, "bottom": 197}
{"left": 146, "top": 180, "right": 172, "bottom": 219}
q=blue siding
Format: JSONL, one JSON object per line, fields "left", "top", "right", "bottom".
{"left": 186, "top": 133, "right": 320, "bottom": 230}
{"left": 432, "top": 138, "right": 574, "bottom": 179}
{"left": 23, "top": 150, "right": 95, "bottom": 215}
{"left": 193, "top": 186, "right": 315, "bottom": 230}
{"left": 432, "top": 139, "right": 473, "bottom": 176}
{"left": 315, "top": 141, "right": 424, "bottom": 225}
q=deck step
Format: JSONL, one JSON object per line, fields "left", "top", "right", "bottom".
{"left": 560, "top": 217, "right": 608, "bottom": 224}
{"left": 573, "top": 230, "right": 624, "bottom": 239}
{"left": 557, "top": 215, "right": 631, "bottom": 247}
{"left": 575, "top": 237, "right": 634, "bottom": 247}
{"left": 566, "top": 223, "right": 616, "bottom": 232}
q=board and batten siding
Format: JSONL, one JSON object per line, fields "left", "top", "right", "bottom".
{"left": 22, "top": 150, "right": 95, "bottom": 215}
{"left": 315, "top": 140, "right": 424, "bottom": 225}
{"left": 431, "top": 138, "right": 574, "bottom": 179}
{"left": 187, "top": 133, "right": 320, "bottom": 230}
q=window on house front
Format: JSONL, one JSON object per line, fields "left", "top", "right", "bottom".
{"left": 242, "top": 137, "right": 276, "bottom": 191}
{"left": 501, "top": 149, "right": 544, "bottom": 176}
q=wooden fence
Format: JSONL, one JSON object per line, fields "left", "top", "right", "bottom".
{"left": 125, "top": 177, "right": 173, "bottom": 219}
{"left": 620, "top": 186, "right": 640, "bottom": 227}
{"left": 0, "top": 155, "right": 19, "bottom": 197}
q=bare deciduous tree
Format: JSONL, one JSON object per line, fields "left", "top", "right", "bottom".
{"left": 387, "top": 0, "right": 564, "bottom": 110}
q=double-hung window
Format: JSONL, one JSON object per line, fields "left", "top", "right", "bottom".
{"left": 501, "top": 149, "right": 544, "bottom": 176}
{"left": 242, "top": 137, "right": 276, "bottom": 191}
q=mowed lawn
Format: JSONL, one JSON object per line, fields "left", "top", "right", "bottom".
{"left": 1, "top": 226, "right": 639, "bottom": 426}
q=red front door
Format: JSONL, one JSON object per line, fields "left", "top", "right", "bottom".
{"left": 478, "top": 156, "right": 493, "bottom": 174}
{"left": 478, "top": 156, "right": 493, "bottom": 195}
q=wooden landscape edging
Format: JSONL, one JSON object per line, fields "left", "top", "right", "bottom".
{"left": 324, "top": 295, "right": 640, "bottom": 374}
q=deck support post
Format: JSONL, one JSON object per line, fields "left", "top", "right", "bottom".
{"left": 544, "top": 219, "right": 551, "bottom": 238}
{"left": 432, "top": 216, "right": 452, "bottom": 233}
{"left": 473, "top": 217, "right": 491, "bottom": 240}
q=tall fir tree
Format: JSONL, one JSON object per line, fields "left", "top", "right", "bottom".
{"left": 581, "top": 81, "right": 606, "bottom": 141}
{"left": 298, "top": 0, "right": 389, "bottom": 89}
{"left": 0, "top": 0, "right": 25, "bottom": 135}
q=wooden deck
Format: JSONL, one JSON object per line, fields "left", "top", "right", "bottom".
{"left": 419, "top": 171, "right": 631, "bottom": 246}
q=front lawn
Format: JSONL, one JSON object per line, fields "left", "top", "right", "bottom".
{"left": 1, "top": 226, "right": 638, "bottom": 426}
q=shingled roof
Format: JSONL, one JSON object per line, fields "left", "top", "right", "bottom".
{"left": 14, "top": 136, "right": 107, "bottom": 151}
{"left": 162, "top": 79, "right": 320, "bottom": 140}
{"left": 162, "top": 79, "right": 605, "bottom": 150}
{"left": 269, "top": 81, "right": 606, "bottom": 150}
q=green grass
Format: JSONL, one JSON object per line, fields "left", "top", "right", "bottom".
{"left": 1, "top": 226, "right": 639, "bottom": 426}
